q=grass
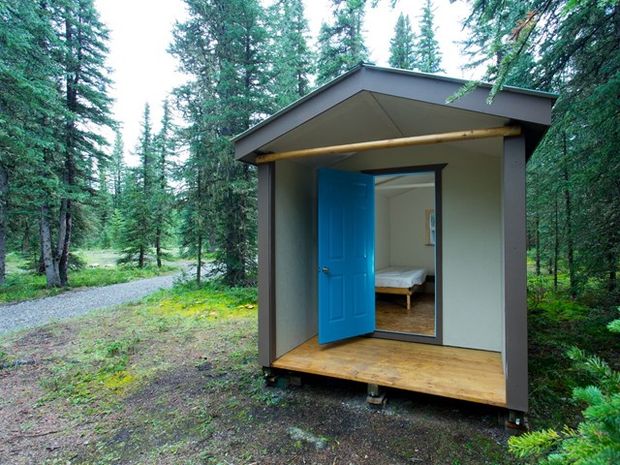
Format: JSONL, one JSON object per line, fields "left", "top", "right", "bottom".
{"left": 0, "top": 264, "right": 178, "bottom": 304}
{"left": 1, "top": 247, "right": 183, "bottom": 304}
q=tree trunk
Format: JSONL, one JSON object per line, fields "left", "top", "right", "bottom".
{"left": 155, "top": 227, "right": 162, "bottom": 268}
{"left": 40, "top": 205, "right": 61, "bottom": 287}
{"left": 534, "top": 212, "right": 541, "bottom": 276}
{"left": 138, "top": 245, "right": 144, "bottom": 268}
{"left": 562, "top": 132, "right": 576, "bottom": 298}
{"left": 0, "top": 164, "right": 7, "bottom": 285}
{"left": 608, "top": 251, "right": 617, "bottom": 293}
{"left": 553, "top": 194, "right": 559, "bottom": 292}
{"left": 56, "top": 198, "right": 72, "bottom": 286}
{"left": 196, "top": 234, "right": 202, "bottom": 285}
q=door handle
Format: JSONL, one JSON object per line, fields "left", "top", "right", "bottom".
{"left": 321, "top": 266, "right": 330, "bottom": 274}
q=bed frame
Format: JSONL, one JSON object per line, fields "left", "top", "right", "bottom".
{"left": 375, "top": 284, "right": 421, "bottom": 310}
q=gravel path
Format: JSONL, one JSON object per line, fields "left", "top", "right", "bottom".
{"left": 0, "top": 274, "right": 177, "bottom": 336}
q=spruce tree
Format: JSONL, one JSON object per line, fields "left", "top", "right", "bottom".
{"left": 110, "top": 130, "right": 125, "bottom": 210}
{"left": 0, "top": 0, "right": 63, "bottom": 285}
{"left": 120, "top": 104, "right": 155, "bottom": 267}
{"left": 52, "top": 0, "right": 114, "bottom": 285}
{"left": 415, "top": 0, "right": 443, "bottom": 73}
{"left": 389, "top": 13, "right": 416, "bottom": 70}
{"left": 462, "top": 0, "right": 620, "bottom": 293}
{"left": 268, "top": 0, "right": 314, "bottom": 109}
{"left": 153, "top": 99, "right": 176, "bottom": 268}
{"left": 172, "top": 0, "right": 269, "bottom": 286}
{"left": 316, "top": 0, "right": 368, "bottom": 85}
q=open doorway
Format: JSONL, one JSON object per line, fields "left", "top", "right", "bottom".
{"left": 373, "top": 170, "right": 438, "bottom": 338}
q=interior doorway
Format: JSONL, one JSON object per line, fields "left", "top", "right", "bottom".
{"left": 372, "top": 169, "right": 439, "bottom": 339}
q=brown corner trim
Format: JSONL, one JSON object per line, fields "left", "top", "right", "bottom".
{"left": 363, "top": 163, "right": 446, "bottom": 346}
{"left": 503, "top": 135, "right": 528, "bottom": 412}
{"left": 258, "top": 162, "right": 276, "bottom": 366}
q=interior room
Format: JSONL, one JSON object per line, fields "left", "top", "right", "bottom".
{"left": 374, "top": 171, "right": 436, "bottom": 336}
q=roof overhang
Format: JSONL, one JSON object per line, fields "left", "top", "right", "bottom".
{"left": 233, "top": 64, "right": 557, "bottom": 164}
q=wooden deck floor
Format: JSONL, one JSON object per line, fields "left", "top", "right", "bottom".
{"left": 272, "top": 337, "right": 506, "bottom": 407}
{"left": 376, "top": 294, "right": 435, "bottom": 335}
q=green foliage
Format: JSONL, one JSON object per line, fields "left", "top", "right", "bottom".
{"left": 0, "top": 0, "right": 115, "bottom": 288}
{"left": 510, "top": 312, "right": 620, "bottom": 464}
{"left": 389, "top": 13, "right": 416, "bottom": 70}
{"left": 414, "top": 0, "right": 443, "bottom": 73}
{"left": 267, "top": 0, "right": 314, "bottom": 108}
{"left": 316, "top": 0, "right": 368, "bottom": 85}
{"left": 152, "top": 99, "right": 176, "bottom": 268}
{"left": 119, "top": 105, "right": 157, "bottom": 267}
{"left": 464, "top": 0, "right": 620, "bottom": 298}
{"left": 172, "top": 0, "right": 267, "bottom": 286}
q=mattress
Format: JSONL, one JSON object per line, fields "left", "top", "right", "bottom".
{"left": 375, "top": 267, "right": 427, "bottom": 289}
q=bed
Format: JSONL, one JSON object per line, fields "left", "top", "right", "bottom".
{"left": 375, "top": 267, "right": 427, "bottom": 310}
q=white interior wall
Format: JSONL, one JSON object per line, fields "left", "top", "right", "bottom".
{"left": 374, "top": 194, "right": 390, "bottom": 270}
{"left": 333, "top": 142, "right": 504, "bottom": 352}
{"left": 388, "top": 187, "right": 436, "bottom": 274}
{"left": 274, "top": 160, "right": 317, "bottom": 357}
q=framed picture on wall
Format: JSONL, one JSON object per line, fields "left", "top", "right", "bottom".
{"left": 425, "top": 209, "right": 435, "bottom": 246}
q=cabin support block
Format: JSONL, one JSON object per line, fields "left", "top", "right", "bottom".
{"left": 505, "top": 410, "right": 528, "bottom": 433}
{"left": 263, "top": 368, "right": 302, "bottom": 389}
{"left": 366, "top": 383, "right": 386, "bottom": 406}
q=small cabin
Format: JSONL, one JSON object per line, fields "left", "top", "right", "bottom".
{"left": 233, "top": 64, "right": 556, "bottom": 417}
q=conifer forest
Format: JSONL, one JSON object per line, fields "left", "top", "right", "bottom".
{"left": 1, "top": 0, "right": 617, "bottom": 294}
{"left": 0, "top": 1, "right": 619, "bottom": 463}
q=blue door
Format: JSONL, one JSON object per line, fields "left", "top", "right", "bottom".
{"left": 318, "top": 168, "right": 375, "bottom": 344}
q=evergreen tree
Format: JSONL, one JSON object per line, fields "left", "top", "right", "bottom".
{"left": 316, "top": 0, "right": 368, "bottom": 85}
{"left": 27, "top": 0, "right": 115, "bottom": 287}
{"left": 153, "top": 99, "right": 176, "bottom": 268}
{"left": 463, "top": 0, "right": 620, "bottom": 294}
{"left": 110, "top": 130, "right": 125, "bottom": 209}
{"left": 389, "top": 13, "right": 416, "bottom": 70}
{"left": 172, "top": 0, "right": 269, "bottom": 286}
{"left": 268, "top": 0, "right": 314, "bottom": 109}
{"left": 119, "top": 168, "right": 151, "bottom": 267}
{"left": 177, "top": 134, "right": 211, "bottom": 284}
{"left": 0, "top": 0, "right": 64, "bottom": 285}
{"left": 120, "top": 104, "right": 155, "bottom": 267}
{"left": 95, "top": 157, "right": 114, "bottom": 248}
{"left": 415, "top": 0, "right": 443, "bottom": 73}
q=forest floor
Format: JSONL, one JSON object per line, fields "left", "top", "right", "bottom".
{"left": 0, "top": 281, "right": 617, "bottom": 465}
{"left": 1, "top": 283, "right": 521, "bottom": 465}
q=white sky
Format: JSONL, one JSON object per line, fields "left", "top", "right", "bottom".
{"left": 96, "top": 0, "right": 476, "bottom": 166}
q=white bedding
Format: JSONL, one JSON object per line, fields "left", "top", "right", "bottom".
{"left": 375, "top": 267, "right": 427, "bottom": 289}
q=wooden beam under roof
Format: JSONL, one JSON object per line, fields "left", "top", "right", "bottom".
{"left": 255, "top": 126, "right": 521, "bottom": 164}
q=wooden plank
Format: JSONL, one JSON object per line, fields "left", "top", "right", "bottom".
{"left": 375, "top": 286, "right": 412, "bottom": 296}
{"left": 272, "top": 337, "right": 506, "bottom": 407}
{"left": 255, "top": 126, "right": 522, "bottom": 164}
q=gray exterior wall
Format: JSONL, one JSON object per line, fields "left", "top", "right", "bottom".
{"left": 274, "top": 160, "right": 317, "bottom": 357}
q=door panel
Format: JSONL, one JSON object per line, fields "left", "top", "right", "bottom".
{"left": 318, "top": 168, "right": 375, "bottom": 344}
